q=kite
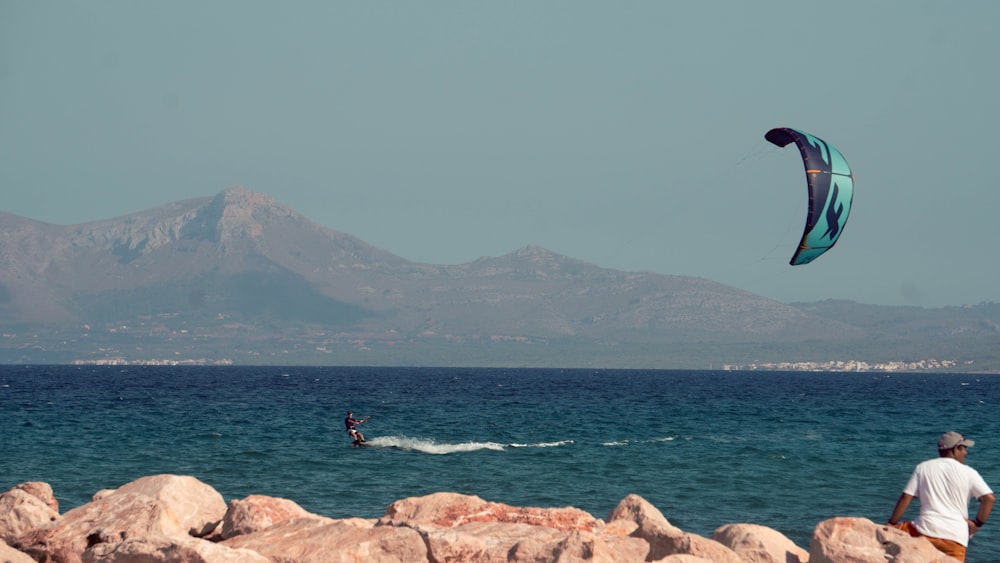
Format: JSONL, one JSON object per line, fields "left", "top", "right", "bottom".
{"left": 765, "top": 127, "right": 854, "bottom": 266}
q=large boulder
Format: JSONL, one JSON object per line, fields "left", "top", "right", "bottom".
{"left": 419, "top": 521, "right": 648, "bottom": 562}
{"left": 606, "top": 494, "right": 742, "bottom": 563}
{"left": 0, "top": 484, "right": 61, "bottom": 544}
{"left": 380, "top": 491, "right": 601, "bottom": 532}
{"left": 223, "top": 517, "right": 427, "bottom": 562}
{"left": 96, "top": 474, "right": 227, "bottom": 537}
{"left": 1, "top": 540, "right": 35, "bottom": 563}
{"left": 711, "top": 522, "right": 808, "bottom": 563}
{"left": 606, "top": 494, "right": 676, "bottom": 532}
{"left": 217, "top": 494, "right": 315, "bottom": 539}
{"left": 13, "top": 477, "right": 270, "bottom": 563}
{"left": 81, "top": 534, "right": 269, "bottom": 563}
{"left": 378, "top": 492, "right": 648, "bottom": 562}
{"left": 809, "top": 517, "right": 957, "bottom": 562}
{"left": 511, "top": 528, "right": 647, "bottom": 562}
{"left": 14, "top": 482, "right": 59, "bottom": 512}
{"left": 13, "top": 491, "right": 186, "bottom": 563}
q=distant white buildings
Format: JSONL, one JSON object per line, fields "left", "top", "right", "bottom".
{"left": 722, "top": 359, "right": 963, "bottom": 372}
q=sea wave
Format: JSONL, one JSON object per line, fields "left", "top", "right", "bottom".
{"left": 365, "top": 436, "right": 572, "bottom": 454}
{"left": 601, "top": 436, "right": 677, "bottom": 447}
{"left": 509, "top": 440, "right": 574, "bottom": 448}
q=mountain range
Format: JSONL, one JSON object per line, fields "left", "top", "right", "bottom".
{"left": 2, "top": 186, "right": 997, "bottom": 370}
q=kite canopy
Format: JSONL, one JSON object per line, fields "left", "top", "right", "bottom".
{"left": 765, "top": 127, "right": 854, "bottom": 266}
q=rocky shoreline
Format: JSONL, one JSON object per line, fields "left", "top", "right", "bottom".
{"left": 1, "top": 474, "right": 956, "bottom": 562}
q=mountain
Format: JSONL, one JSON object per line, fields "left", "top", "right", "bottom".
{"left": 2, "top": 187, "right": 998, "bottom": 370}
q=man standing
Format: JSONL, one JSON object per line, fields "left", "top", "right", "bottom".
{"left": 888, "top": 431, "right": 994, "bottom": 562}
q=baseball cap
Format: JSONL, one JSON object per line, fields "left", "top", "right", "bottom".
{"left": 938, "top": 431, "right": 975, "bottom": 450}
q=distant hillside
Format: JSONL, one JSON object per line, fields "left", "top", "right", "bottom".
{"left": 1, "top": 187, "right": 998, "bottom": 370}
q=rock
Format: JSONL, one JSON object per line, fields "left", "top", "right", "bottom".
{"left": 377, "top": 492, "right": 647, "bottom": 562}
{"left": 7, "top": 474, "right": 971, "bottom": 563}
{"left": 1, "top": 540, "right": 35, "bottom": 563}
{"left": 223, "top": 517, "right": 427, "bottom": 562}
{"left": 217, "top": 494, "right": 315, "bottom": 540}
{"left": 606, "top": 494, "right": 742, "bottom": 563}
{"left": 92, "top": 489, "right": 115, "bottom": 501}
{"left": 81, "top": 534, "right": 270, "bottom": 563}
{"left": 13, "top": 492, "right": 185, "bottom": 563}
{"left": 103, "top": 474, "right": 227, "bottom": 537}
{"left": 606, "top": 494, "right": 676, "bottom": 531}
{"left": 15, "top": 482, "right": 59, "bottom": 513}
{"left": 409, "top": 521, "right": 561, "bottom": 562}
{"left": 711, "top": 522, "right": 809, "bottom": 563}
{"left": 381, "top": 491, "right": 601, "bottom": 532}
{"left": 408, "top": 520, "right": 648, "bottom": 562}
{"left": 535, "top": 528, "right": 649, "bottom": 562}
{"left": 0, "top": 486, "right": 61, "bottom": 544}
{"left": 809, "top": 517, "right": 957, "bottom": 563}
{"left": 544, "top": 530, "right": 648, "bottom": 563}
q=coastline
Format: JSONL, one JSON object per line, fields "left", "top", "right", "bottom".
{"left": 2, "top": 474, "right": 956, "bottom": 562}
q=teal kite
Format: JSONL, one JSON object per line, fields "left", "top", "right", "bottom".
{"left": 765, "top": 127, "right": 854, "bottom": 266}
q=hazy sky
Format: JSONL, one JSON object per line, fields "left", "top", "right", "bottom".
{"left": 2, "top": 2, "right": 998, "bottom": 307}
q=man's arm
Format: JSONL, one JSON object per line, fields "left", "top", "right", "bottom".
{"left": 888, "top": 493, "right": 914, "bottom": 525}
{"left": 971, "top": 493, "right": 995, "bottom": 531}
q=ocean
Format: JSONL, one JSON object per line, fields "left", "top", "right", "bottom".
{"left": 3, "top": 366, "right": 999, "bottom": 561}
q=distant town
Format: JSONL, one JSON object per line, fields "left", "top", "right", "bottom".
{"left": 722, "top": 359, "right": 967, "bottom": 372}
{"left": 63, "top": 356, "right": 972, "bottom": 373}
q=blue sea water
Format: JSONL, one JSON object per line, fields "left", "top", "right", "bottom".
{"left": 3, "top": 366, "right": 1000, "bottom": 561}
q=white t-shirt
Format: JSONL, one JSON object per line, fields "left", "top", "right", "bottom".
{"left": 904, "top": 457, "right": 993, "bottom": 546}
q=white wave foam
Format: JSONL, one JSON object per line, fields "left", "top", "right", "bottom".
{"left": 601, "top": 436, "right": 677, "bottom": 446}
{"left": 365, "top": 436, "right": 573, "bottom": 454}
{"left": 509, "top": 440, "right": 574, "bottom": 448}
{"left": 366, "top": 436, "right": 505, "bottom": 454}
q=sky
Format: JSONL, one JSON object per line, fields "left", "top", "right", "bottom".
{"left": 2, "top": 1, "right": 998, "bottom": 308}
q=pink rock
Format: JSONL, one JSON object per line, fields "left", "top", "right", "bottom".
{"left": 656, "top": 532, "right": 745, "bottom": 563}
{"left": 0, "top": 486, "right": 61, "bottom": 544}
{"left": 606, "top": 494, "right": 742, "bottom": 563}
{"left": 92, "top": 489, "right": 115, "bottom": 501}
{"left": 381, "top": 492, "right": 601, "bottom": 532}
{"left": 217, "top": 494, "right": 315, "bottom": 539}
{"left": 104, "top": 474, "right": 227, "bottom": 537}
{"left": 603, "top": 518, "right": 639, "bottom": 538}
{"left": 809, "top": 517, "right": 957, "bottom": 563}
{"left": 1, "top": 540, "right": 35, "bottom": 563}
{"left": 9, "top": 476, "right": 975, "bottom": 563}
{"left": 606, "top": 494, "right": 676, "bottom": 530}
{"left": 711, "top": 523, "right": 808, "bottom": 563}
{"left": 81, "top": 534, "right": 269, "bottom": 563}
{"left": 416, "top": 521, "right": 648, "bottom": 563}
{"left": 15, "top": 482, "right": 59, "bottom": 513}
{"left": 13, "top": 492, "right": 185, "bottom": 563}
{"left": 544, "top": 530, "right": 648, "bottom": 562}
{"left": 223, "top": 517, "right": 427, "bottom": 562}
{"left": 414, "top": 521, "right": 560, "bottom": 562}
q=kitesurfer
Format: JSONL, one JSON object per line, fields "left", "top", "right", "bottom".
{"left": 345, "top": 410, "right": 370, "bottom": 446}
{"left": 887, "top": 432, "right": 994, "bottom": 562}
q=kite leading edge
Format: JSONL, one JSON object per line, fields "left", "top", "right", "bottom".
{"left": 765, "top": 127, "right": 854, "bottom": 266}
